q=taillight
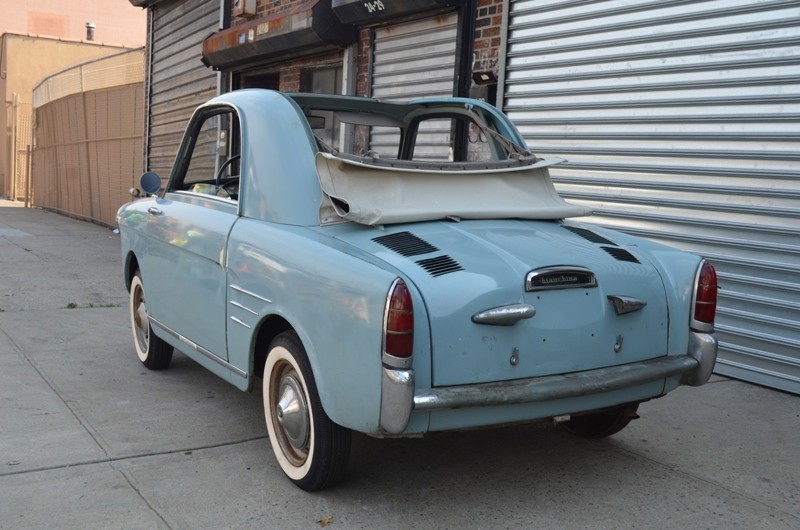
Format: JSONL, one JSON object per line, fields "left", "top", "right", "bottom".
{"left": 384, "top": 279, "right": 413, "bottom": 358}
{"left": 692, "top": 261, "right": 717, "bottom": 331}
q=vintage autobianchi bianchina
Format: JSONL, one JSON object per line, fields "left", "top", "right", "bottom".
{"left": 118, "top": 89, "right": 718, "bottom": 491}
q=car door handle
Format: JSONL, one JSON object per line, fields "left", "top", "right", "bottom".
{"left": 472, "top": 304, "right": 536, "bottom": 326}
{"left": 147, "top": 207, "right": 163, "bottom": 215}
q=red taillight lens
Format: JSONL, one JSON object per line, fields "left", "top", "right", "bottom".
{"left": 693, "top": 261, "right": 718, "bottom": 327}
{"left": 385, "top": 280, "right": 413, "bottom": 358}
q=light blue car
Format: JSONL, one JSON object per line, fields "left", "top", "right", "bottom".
{"left": 118, "top": 89, "right": 718, "bottom": 491}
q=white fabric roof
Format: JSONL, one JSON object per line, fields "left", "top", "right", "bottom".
{"left": 315, "top": 153, "right": 592, "bottom": 226}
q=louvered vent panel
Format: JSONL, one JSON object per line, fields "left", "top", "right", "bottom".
{"left": 562, "top": 225, "right": 615, "bottom": 245}
{"left": 373, "top": 231, "right": 439, "bottom": 257}
{"left": 416, "top": 255, "right": 464, "bottom": 277}
{"left": 601, "top": 246, "right": 641, "bottom": 264}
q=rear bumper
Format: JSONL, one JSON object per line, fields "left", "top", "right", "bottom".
{"left": 379, "top": 331, "right": 717, "bottom": 434}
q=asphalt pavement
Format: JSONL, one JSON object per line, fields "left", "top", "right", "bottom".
{"left": 0, "top": 199, "right": 798, "bottom": 529}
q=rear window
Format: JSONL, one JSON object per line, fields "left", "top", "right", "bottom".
{"left": 306, "top": 111, "right": 514, "bottom": 164}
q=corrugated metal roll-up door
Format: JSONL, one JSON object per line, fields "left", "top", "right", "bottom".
{"left": 503, "top": 0, "right": 800, "bottom": 394}
{"left": 371, "top": 13, "right": 459, "bottom": 159}
{"left": 147, "top": 0, "right": 219, "bottom": 178}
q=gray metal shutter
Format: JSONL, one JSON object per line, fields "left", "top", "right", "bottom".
{"left": 371, "top": 13, "right": 459, "bottom": 159}
{"left": 147, "top": 0, "right": 219, "bottom": 177}
{"left": 503, "top": 0, "right": 800, "bottom": 394}
{"left": 372, "top": 12, "right": 459, "bottom": 100}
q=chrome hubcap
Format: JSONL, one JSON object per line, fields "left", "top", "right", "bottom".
{"left": 133, "top": 286, "right": 149, "bottom": 349}
{"left": 275, "top": 374, "right": 309, "bottom": 450}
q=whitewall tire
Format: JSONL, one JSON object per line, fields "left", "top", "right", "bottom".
{"left": 129, "top": 271, "right": 173, "bottom": 370}
{"left": 263, "top": 331, "right": 351, "bottom": 491}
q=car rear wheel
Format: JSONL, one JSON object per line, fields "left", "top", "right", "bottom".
{"left": 129, "top": 271, "right": 173, "bottom": 370}
{"left": 560, "top": 404, "right": 639, "bottom": 438}
{"left": 263, "top": 331, "right": 351, "bottom": 491}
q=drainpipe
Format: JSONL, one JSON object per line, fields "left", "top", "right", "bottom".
{"left": 453, "top": 1, "right": 477, "bottom": 161}
{"left": 455, "top": 0, "right": 476, "bottom": 99}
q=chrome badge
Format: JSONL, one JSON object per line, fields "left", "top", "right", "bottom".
{"left": 525, "top": 265, "right": 598, "bottom": 292}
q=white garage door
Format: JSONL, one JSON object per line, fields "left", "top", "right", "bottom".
{"left": 502, "top": 0, "right": 800, "bottom": 394}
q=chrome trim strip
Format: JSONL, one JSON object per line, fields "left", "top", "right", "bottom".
{"left": 229, "top": 316, "right": 251, "bottom": 329}
{"left": 472, "top": 303, "right": 535, "bottom": 326}
{"left": 526, "top": 265, "right": 597, "bottom": 292}
{"left": 682, "top": 332, "right": 718, "bottom": 386}
{"left": 381, "top": 278, "right": 413, "bottom": 369}
{"left": 229, "top": 300, "right": 258, "bottom": 315}
{"left": 413, "top": 355, "right": 699, "bottom": 411}
{"left": 230, "top": 284, "right": 272, "bottom": 304}
{"left": 380, "top": 367, "right": 415, "bottom": 434}
{"left": 149, "top": 317, "right": 247, "bottom": 378}
{"left": 383, "top": 351, "right": 413, "bottom": 370}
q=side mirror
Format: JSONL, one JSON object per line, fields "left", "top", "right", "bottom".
{"left": 140, "top": 172, "right": 162, "bottom": 197}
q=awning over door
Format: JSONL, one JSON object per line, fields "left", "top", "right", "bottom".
{"left": 201, "top": 0, "right": 356, "bottom": 71}
{"left": 332, "top": 0, "right": 464, "bottom": 25}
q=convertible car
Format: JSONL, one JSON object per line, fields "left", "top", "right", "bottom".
{"left": 118, "top": 89, "right": 718, "bottom": 491}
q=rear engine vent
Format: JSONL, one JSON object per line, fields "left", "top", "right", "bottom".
{"left": 416, "top": 255, "right": 463, "bottom": 277}
{"left": 373, "top": 231, "right": 439, "bottom": 257}
{"left": 602, "top": 246, "right": 641, "bottom": 264}
{"left": 563, "top": 225, "right": 615, "bottom": 245}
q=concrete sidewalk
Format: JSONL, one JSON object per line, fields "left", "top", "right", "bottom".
{"left": 0, "top": 200, "right": 798, "bottom": 529}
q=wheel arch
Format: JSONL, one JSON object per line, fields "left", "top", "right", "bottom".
{"left": 248, "top": 308, "right": 383, "bottom": 433}
{"left": 124, "top": 251, "right": 140, "bottom": 292}
{"left": 251, "top": 314, "right": 294, "bottom": 383}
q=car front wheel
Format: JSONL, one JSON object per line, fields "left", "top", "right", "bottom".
{"left": 129, "top": 270, "right": 173, "bottom": 370}
{"left": 263, "top": 331, "right": 351, "bottom": 491}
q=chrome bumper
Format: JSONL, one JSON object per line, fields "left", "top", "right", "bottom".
{"left": 379, "top": 332, "right": 717, "bottom": 434}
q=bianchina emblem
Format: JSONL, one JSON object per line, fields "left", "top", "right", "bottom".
{"left": 526, "top": 266, "right": 598, "bottom": 291}
{"left": 118, "top": 89, "right": 718, "bottom": 491}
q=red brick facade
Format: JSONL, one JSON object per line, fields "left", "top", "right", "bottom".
{"left": 473, "top": 0, "right": 504, "bottom": 77}
{"left": 355, "top": 29, "right": 371, "bottom": 97}
{"left": 276, "top": 51, "right": 345, "bottom": 92}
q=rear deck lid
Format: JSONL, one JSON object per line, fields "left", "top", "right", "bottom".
{"left": 339, "top": 220, "right": 669, "bottom": 387}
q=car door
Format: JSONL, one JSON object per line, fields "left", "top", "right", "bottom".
{"left": 142, "top": 105, "right": 241, "bottom": 361}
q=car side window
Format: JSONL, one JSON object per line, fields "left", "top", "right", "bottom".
{"left": 172, "top": 109, "right": 241, "bottom": 201}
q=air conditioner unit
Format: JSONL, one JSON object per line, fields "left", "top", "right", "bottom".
{"left": 233, "top": 0, "right": 256, "bottom": 18}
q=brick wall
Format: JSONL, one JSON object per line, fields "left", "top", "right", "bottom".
{"left": 232, "top": 0, "right": 298, "bottom": 26}
{"left": 256, "top": 0, "right": 295, "bottom": 17}
{"left": 473, "top": 0, "right": 504, "bottom": 77}
{"left": 277, "top": 51, "right": 344, "bottom": 92}
{"left": 355, "top": 29, "right": 371, "bottom": 97}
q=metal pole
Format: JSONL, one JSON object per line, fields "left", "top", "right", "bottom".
{"left": 24, "top": 144, "right": 31, "bottom": 208}
{"left": 10, "top": 92, "right": 17, "bottom": 200}
{"left": 496, "top": 0, "right": 511, "bottom": 111}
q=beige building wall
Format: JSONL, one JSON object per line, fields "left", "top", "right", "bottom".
{"left": 1, "top": 0, "right": 146, "bottom": 199}
{"left": 0, "top": 0, "right": 146, "bottom": 48}
{"left": 1, "top": 34, "right": 132, "bottom": 198}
